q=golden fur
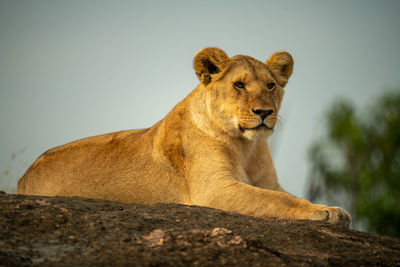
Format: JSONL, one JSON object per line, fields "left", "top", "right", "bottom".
{"left": 18, "top": 47, "right": 350, "bottom": 226}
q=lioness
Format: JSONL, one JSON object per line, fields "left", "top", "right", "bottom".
{"left": 18, "top": 47, "right": 350, "bottom": 226}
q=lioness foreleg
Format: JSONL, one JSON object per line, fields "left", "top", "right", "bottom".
{"left": 189, "top": 177, "right": 350, "bottom": 227}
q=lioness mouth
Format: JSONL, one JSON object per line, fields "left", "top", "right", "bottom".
{"left": 239, "top": 124, "right": 272, "bottom": 132}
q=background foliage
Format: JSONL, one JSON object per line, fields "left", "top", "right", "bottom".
{"left": 307, "top": 89, "right": 400, "bottom": 237}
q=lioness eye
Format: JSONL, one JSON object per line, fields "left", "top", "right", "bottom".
{"left": 267, "top": 82, "right": 276, "bottom": 90}
{"left": 234, "top": 81, "right": 245, "bottom": 90}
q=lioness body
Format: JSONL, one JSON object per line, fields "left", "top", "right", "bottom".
{"left": 18, "top": 48, "right": 350, "bottom": 225}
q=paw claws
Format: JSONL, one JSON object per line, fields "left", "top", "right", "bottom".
{"left": 309, "top": 206, "right": 351, "bottom": 228}
{"left": 325, "top": 207, "right": 351, "bottom": 227}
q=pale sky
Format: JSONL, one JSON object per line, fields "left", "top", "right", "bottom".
{"left": 1, "top": 0, "right": 400, "bottom": 200}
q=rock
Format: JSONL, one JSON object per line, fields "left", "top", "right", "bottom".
{"left": 0, "top": 193, "right": 399, "bottom": 266}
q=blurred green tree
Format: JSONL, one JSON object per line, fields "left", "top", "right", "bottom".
{"left": 307, "top": 90, "right": 400, "bottom": 237}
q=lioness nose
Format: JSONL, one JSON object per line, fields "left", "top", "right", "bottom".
{"left": 252, "top": 108, "right": 274, "bottom": 119}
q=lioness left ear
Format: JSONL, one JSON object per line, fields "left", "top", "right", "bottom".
{"left": 193, "top": 47, "right": 229, "bottom": 85}
{"left": 266, "top": 51, "right": 294, "bottom": 87}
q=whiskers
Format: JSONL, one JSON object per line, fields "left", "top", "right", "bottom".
{"left": 275, "top": 114, "right": 285, "bottom": 132}
{"left": 238, "top": 113, "right": 261, "bottom": 129}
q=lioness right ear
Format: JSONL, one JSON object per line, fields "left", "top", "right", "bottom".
{"left": 266, "top": 51, "right": 294, "bottom": 87}
{"left": 193, "top": 47, "right": 229, "bottom": 85}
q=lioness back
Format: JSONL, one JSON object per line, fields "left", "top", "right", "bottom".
{"left": 18, "top": 127, "right": 190, "bottom": 204}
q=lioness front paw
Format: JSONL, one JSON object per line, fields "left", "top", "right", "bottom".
{"left": 309, "top": 206, "right": 351, "bottom": 227}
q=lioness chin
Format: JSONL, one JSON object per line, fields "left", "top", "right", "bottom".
{"left": 18, "top": 47, "right": 351, "bottom": 227}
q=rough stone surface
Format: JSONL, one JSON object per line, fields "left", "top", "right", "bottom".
{"left": 0, "top": 192, "right": 399, "bottom": 266}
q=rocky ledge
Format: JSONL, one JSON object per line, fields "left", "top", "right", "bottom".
{"left": 0, "top": 192, "right": 399, "bottom": 266}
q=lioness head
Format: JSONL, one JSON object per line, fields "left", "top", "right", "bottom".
{"left": 193, "top": 47, "right": 293, "bottom": 140}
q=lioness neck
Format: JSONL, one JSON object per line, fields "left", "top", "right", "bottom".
{"left": 153, "top": 85, "right": 268, "bottom": 170}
